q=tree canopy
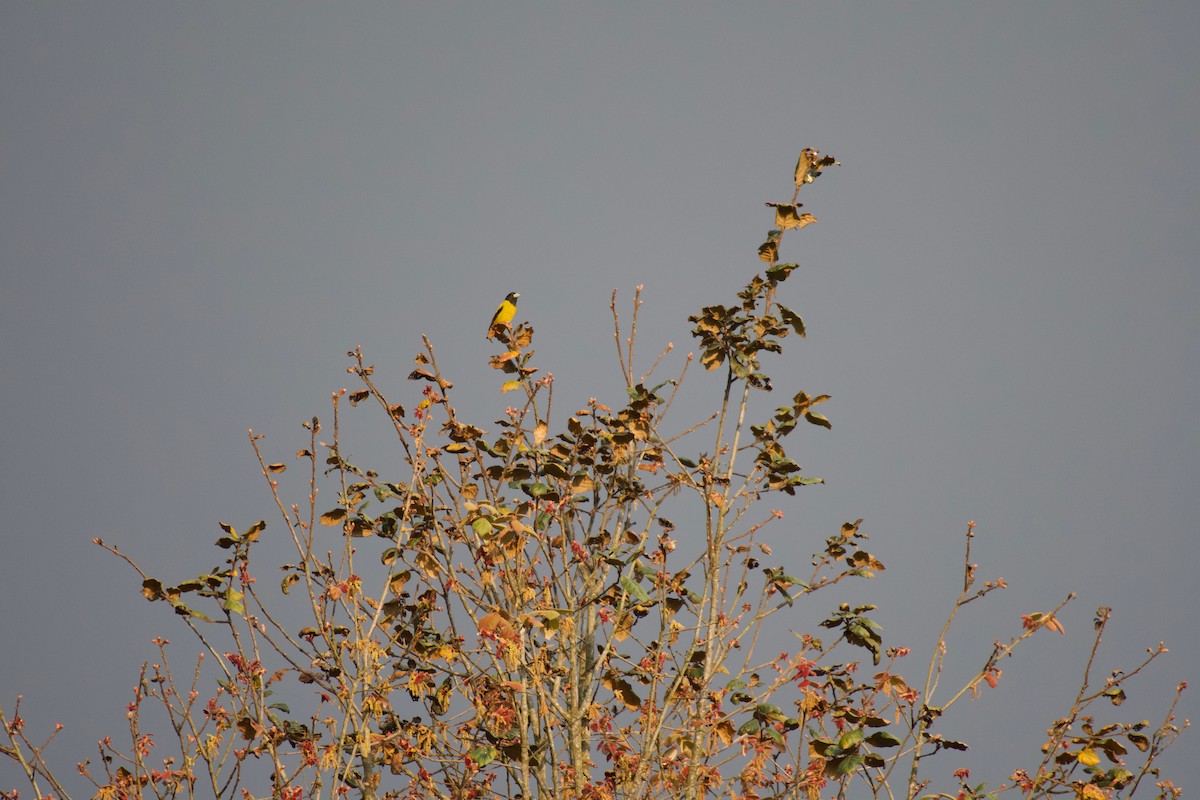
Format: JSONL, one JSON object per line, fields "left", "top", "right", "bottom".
{"left": 2, "top": 150, "right": 1186, "bottom": 800}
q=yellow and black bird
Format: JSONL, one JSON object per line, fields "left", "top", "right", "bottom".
{"left": 486, "top": 292, "right": 520, "bottom": 339}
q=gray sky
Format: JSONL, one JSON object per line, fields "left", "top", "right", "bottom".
{"left": 2, "top": 2, "right": 1197, "bottom": 794}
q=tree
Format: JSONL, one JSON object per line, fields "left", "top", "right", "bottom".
{"left": 3, "top": 150, "right": 1186, "bottom": 800}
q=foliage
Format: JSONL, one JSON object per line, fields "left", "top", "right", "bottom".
{"left": 2, "top": 149, "right": 1187, "bottom": 800}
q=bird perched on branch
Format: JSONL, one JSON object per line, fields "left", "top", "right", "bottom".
{"left": 486, "top": 292, "right": 520, "bottom": 339}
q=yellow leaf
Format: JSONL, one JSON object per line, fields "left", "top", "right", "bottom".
{"left": 534, "top": 421, "right": 548, "bottom": 446}
{"left": 774, "top": 205, "right": 818, "bottom": 231}
{"left": 795, "top": 148, "right": 816, "bottom": 186}
{"left": 320, "top": 508, "right": 347, "bottom": 526}
{"left": 614, "top": 612, "right": 633, "bottom": 642}
{"left": 1077, "top": 748, "right": 1101, "bottom": 767}
{"left": 501, "top": 380, "right": 521, "bottom": 393}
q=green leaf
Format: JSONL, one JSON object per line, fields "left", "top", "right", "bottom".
{"left": 828, "top": 753, "right": 864, "bottom": 777}
{"left": 809, "top": 736, "right": 834, "bottom": 757}
{"left": 469, "top": 746, "right": 497, "bottom": 768}
{"left": 618, "top": 576, "right": 652, "bottom": 605}
{"left": 737, "top": 719, "right": 761, "bottom": 736}
{"left": 865, "top": 730, "right": 901, "bottom": 747}
{"left": 805, "top": 411, "right": 831, "bottom": 429}
{"left": 790, "top": 475, "right": 825, "bottom": 486}
{"left": 838, "top": 729, "right": 864, "bottom": 750}
{"left": 281, "top": 573, "right": 300, "bottom": 595}
{"left": 223, "top": 589, "right": 245, "bottom": 614}
{"left": 176, "top": 604, "right": 213, "bottom": 622}
{"left": 755, "top": 703, "right": 786, "bottom": 722}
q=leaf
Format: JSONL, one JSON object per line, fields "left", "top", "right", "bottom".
{"left": 1097, "top": 738, "right": 1127, "bottom": 761}
{"left": 778, "top": 305, "right": 806, "bottom": 337}
{"left": 829, "top": 753, "right": 864, "bottom": 777}
{"left": 795, "top": 148, "right": 839, "bottom": 186}
{"left": 805, "top": 411, "right": 831, "bottom": 429}
{"left": 223, "top": 589, "right": 245, "bottom": 614}
{"left": 618, "top": 576, "right": 652, "bottom": 605}
{"left": 267, "top": 463, "right": 286, "bottom": 474}
{"left": 601, "top": 672, "right": 642, "bottom": 710}
{"left": 865, "top": 730, "right": 901, "bottom": 748}
{"left": 478, "top": 611, "right": 517, "bottom": 641}
{"left": 758, "top": 239, "right": 779, "bottom": 263}
{"left": 501, "top": 380, "right": 521, "bottom": 393}
{"left": 571, "top": 476, "right": 596, "bottom": 495}
{"left": 838, "top": 729, "right": 864, "bottom": 750}
{"left": 615, "top": 683, "right": 641, "bottom": 710}
{"left": 244, "top": 520, "right": 266, "bottom": 542}
{"left": 776, "top": 206, "right": 817, "bottom": 231}
{"left": 236, "top": 717, "right": 258, "bottom": 741}
{"left": 320, "top": 508, "right": 348, "bottom": 526}
{"left": 281, "top": 574, "right": 300, "bottom": 595}
{"left": 795, "top": 148, "right": 816, "bottom": 186}
{"left": 736, "top": 719, "right": 761, "bottom": 736}
{"left": 770, "top": 204, "right": 817, "bottom": 231}
{"left": 469, "top": 746, "right": 497, "bottom": 768}
{"left": 765, "top": 262, "right": 799, "bottom": 282}
{"left": 1077, "top": 748, "right": 1101, "bottom": 767}
{"left": 755, "top": 704, "right": 787, "bottom": 722}
{"left": 533, "top": 422, "right": 548, "bottom": 446}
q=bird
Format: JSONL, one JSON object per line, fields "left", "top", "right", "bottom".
{"left": 486, "top": 292, "right": 520, "bottom": 339}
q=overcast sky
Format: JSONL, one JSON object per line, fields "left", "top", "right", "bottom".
{"left": 2, "top": 3, "right": 1197, "bottom": 795}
